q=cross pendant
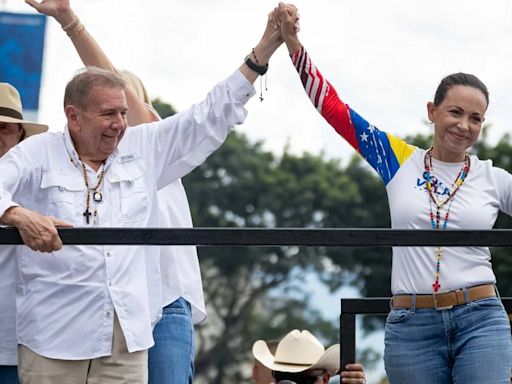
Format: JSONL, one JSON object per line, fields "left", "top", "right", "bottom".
{"left": 433, "top": 280, "right": 441, "bottom": 292}
{"left": 83, "top": 209, "right": 92, "bottom": 224}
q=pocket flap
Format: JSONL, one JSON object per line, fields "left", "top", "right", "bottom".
{"left": 108, "top": 160, "right": 145, "bottom": 184}
{"left": 41, "top": 172, "right": 84, "bottom": 192}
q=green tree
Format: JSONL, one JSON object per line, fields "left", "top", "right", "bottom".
{"left": 151, "top": 98, "right": 177, "bottom": 118}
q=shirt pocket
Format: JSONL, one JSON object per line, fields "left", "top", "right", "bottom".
{"left": 111, "top": 161, "right": 149, "bottom": 223}
{"left": 40, "top": 172, "right": 85, "bottom": 224}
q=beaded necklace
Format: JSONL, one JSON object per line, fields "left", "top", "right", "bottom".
{"left": 423, "top": 147, "right": 470, "bottom": 292}
{"left": 81, "top": 161, "right": 106, "bottom": 224}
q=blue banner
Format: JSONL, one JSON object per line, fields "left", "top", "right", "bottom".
{"left": 0, "top": 11, "right": 46, "bottom": 112}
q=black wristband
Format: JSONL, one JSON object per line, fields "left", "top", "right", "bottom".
{"left": 244, "top": 55, "right": 268, "bottom": 75}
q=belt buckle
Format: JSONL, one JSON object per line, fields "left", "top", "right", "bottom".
{"left": 433, "top": 290, "right": 453, "bottom": 311}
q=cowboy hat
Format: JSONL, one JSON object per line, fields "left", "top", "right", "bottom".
{"left": 252, "top": 329, "right": 340, "bottom": 373}
{"left": 0, "top": 83, "right": 48, "bottom": 137}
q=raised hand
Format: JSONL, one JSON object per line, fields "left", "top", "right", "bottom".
{"left": 260, "top": 8, "right": 284, "bottom": 52}
{"left": 272, "top": 2, "right": 301, "bottom": 53}
{"left": 239, "top": 3, "right": 289, "bottom": 83}
{"left": 25, "top": 0, "right": 75, "bottom": 26}
{"left": 269, "top": 3, "right": 299, "bottom": 26}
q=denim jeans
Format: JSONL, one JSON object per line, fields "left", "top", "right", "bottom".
{"left": 384, "top": 296, "right": 512, "bottom": 384}
{"left": 0, "top": 366, "right": 18, "bottom": 384}
{"left": 148, "top": 298, "right": 195, "bottom": 384}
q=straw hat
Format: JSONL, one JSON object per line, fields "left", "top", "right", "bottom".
{"left": 0, "top": 83, "right": 48, "bottom": 137}
{"left": 252, "top": 329, "right": 340, "bottom": 373}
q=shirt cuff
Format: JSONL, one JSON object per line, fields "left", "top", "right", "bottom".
{"left": 231, "top": 70, "right": 256, "bottom": 104}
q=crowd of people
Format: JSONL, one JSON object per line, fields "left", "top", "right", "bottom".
{"left": 0, "top": 1, "right": 511, "bottom": 383}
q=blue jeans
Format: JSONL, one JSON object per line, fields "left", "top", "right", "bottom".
{"left": 148, "top": 298, "right": 195, "bottom": 384}
{"left": 0, "top": 366, "right": 18, "bottom": 384}
{"left": 384, "top": 296, "right": 512, "bottom": 384}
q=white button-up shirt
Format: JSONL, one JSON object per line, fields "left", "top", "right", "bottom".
{"left": 0, "top": 70, "right": 254, "bottom": 360}
{"left": 143, "top": 104, "right": 206, "bottom": 325}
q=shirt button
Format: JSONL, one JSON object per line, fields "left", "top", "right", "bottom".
{"left": 106, "top": 252, "right": 111, "bottom": 258}
{"left": 109, "top": 281, "right": 113, "bottom": 287}
{"left": 106, "top": 311, "right": 111, "bottom": 318}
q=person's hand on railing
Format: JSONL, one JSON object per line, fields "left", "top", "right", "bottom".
{"left": 340, "top": 363, "right": 366, "bottom": 384}
{"left": 0, "top": 206, "right": 72, "bottom": 252}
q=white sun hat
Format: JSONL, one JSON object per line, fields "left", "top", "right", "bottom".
{"left": 0, "top": 83, "right": 48, "bottom": 137}
{"left": 252, "top": 329, "right": 340, "bottom": 374}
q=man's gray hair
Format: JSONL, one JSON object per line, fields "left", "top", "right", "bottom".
{"left": 64, "top": 66, "right": 126, "bottom": 110}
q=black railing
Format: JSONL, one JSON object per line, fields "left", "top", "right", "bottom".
{"left": 1, "top": 227, "right": 512, "bottom": 246}
{"left": 340, "top": 298, "right": 512, "bottom": 370}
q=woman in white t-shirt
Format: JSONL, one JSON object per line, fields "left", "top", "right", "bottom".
{"left": 275, "top": 3, "right": 512, "bottom": 384}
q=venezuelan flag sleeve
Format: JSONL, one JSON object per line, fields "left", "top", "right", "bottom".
{"left": 291, "top": 47, "right": 416, "bottom": 185}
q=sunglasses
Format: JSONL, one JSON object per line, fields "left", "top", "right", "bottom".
{"left": 273, "top": 369, "right": 325, "bottom": 384}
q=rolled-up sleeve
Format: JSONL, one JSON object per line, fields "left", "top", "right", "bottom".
{"left": 122, "top": 70, "right": 255, "bottom": 190}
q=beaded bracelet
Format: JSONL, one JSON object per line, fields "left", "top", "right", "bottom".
{"left": 251, "top": 48, "right": 261, "bottom": 64}
{"left": 68, "top": 23, "right": 85, "bottom": 39}
{"left": 62, "top": 16, "right": 80, "bottom": 33}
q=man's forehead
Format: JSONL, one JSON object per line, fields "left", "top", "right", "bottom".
{"left": 86, "top": 85, "right": 127, "bottom": 110}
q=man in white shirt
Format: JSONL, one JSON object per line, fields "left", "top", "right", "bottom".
{"left": 0, "top": 15, "right": 283, "bottom": 382}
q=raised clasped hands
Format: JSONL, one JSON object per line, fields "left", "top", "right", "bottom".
{"left": 259, "top": 2, "right": 300, "bottom": 51}
{"left": 270, "top": 2, "right": 301, "bottom": 53}
{"left": 246, "top": 2, "right": 300, "bottom": 81}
